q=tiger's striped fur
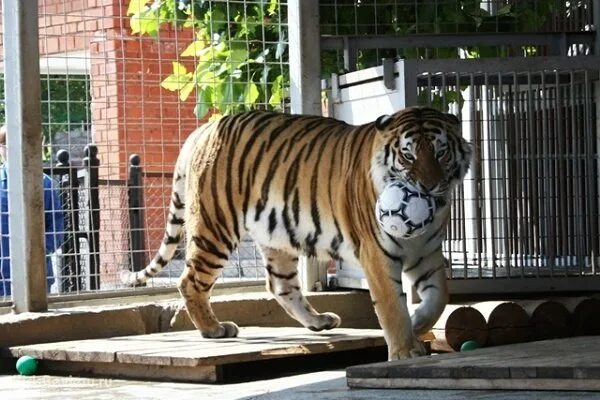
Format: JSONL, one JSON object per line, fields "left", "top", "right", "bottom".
{"left": 121, "top": 106, "right": 472, "bottom": 360}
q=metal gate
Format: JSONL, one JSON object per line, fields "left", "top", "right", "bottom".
{"left": 328, "top": 57, "right": 600, "bottom": 295}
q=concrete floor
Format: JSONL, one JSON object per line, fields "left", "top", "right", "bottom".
{"left": 2, "top": 371, "right": 600, "bottom": 400}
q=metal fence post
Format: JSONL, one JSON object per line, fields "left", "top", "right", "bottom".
{"left": 288, "top": 0, "right": 322, "bottom": 116}
{"left": 83, "top": 145, "right": 100, "bottom": 290}
{"left": 54, "top": 150, "right": 82, "bottom": 292}
{"left": 2, "top": 0, "right": 47, "bottom": 312}
{"left": 288, "top": 0, "right": 328, "bottom": 291}
{"left": 128, "top": 154, "right": 146, "bottom": 272}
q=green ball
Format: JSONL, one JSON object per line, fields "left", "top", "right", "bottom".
{"left": 460, "top": 340, "right": 480, "bottom": 352}
{"left": 16, "top": 355, "right": 38, "bottom": 376}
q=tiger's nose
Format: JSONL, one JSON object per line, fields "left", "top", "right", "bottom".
{"left": 419, "top": 167, "right": 444, "bottom": 192}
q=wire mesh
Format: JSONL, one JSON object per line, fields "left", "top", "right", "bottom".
{"left": 0, "top": 1, "right": 598, "bottom": 304}
{"left": 0, "top": 0, "right": 290, "bottom": 302}
{"left": 323, "top": 57, "right": 599, "bottom": 293}
{"left": 320, "top": 0, "right": 595, "bottom": 72}
{"left": 413, "top": 67, "right": 599, "bottom": 282}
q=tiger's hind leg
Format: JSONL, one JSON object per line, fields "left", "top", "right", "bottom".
{"left": 260, "top": 247, "right": 341, "bottom": 331}
{"left": 403, "top": 250, "right": 449, "bottom": 335}
{"left": 178, "top": 234, "right": 239, "bottom": 338}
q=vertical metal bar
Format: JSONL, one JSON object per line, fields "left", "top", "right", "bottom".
{"left": 556, "top": 74, "right": 567, "bottom": 272}
{"left": 511, "top": 72, "right": 526, "bottom": 278}
{"left": 484, "top": 72, "right": 498, "bottom": 277}
{"left": 593, "top": 0, "right": 600, "bottom": 55}
{"left": 571, "top": 71, "right": 587, "bottom": 274}
{"left": 83, "top": 145, "right": 100, "bottom": 290}
{"left": 55, "top": 150, "right": 81, "bottom": 293}
{"left": 471, "top": 73, "right": 483, "bottom": 279}
{"left": 583, "top": 70, "right": 597, "bottom": 274}
{"left": 541, "top": 71, "right": 555, "bottom": 275}
{"left": 2, "top": 0, "right": 47, "bottom": 312}
{"left": 403, "top": 60, "right": 419, "bottom": 107}
{"left": 594, "top": 79, "right": 600, "bottom": 274}
{"left": 343, "top": 36, "right": 357, "bottom": 73}
{"left": 498, "top": 73, "right": 511, "bottom": 276}
{"left": 569, "top": 71, "right": 582, "bottom": 273}
{"left": 289, "top": 0, "right": 325, "bottom": 291}
{"left": 458, "top": 71, "right": 468, "bottom": 278}
{"left": 288, "top": 0, "right": 321, "bottom": 116}
{"left": 570, "top": 72, "right": 579, "bottom": 272}
{"left": 526, "top": 71, "right": 540, "bottom": 276}
{"left": 128, "top": 154, "right": 146, "bottom": 273}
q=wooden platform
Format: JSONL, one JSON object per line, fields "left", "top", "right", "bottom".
{"left": 0, "top": 327, "right": 385, "bottom": 383}
{"left": 347, "top": 336, "right": 600, "bottom": 391}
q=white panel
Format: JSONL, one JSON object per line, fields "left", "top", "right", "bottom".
{"left": 332, "top": 61, "right": 406, "bottom": 125}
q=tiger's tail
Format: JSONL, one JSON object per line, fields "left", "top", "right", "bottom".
{"left": 119, "top": 127, "right": 204, "bottom": 286}
{"left": 120, "top": 172, "right": 186, "bottom": 286}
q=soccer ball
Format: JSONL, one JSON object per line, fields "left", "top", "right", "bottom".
{"left": 375, "top": 182, "right": 436, "bottom": 238}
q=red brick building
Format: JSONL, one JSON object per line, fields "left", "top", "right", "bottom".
{"left": 2, "top": 0, "right": 201, "bottom": 286}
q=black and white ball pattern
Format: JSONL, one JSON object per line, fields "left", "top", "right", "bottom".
{"left": 376, "top": 181, "right": 436, "bottom": 238}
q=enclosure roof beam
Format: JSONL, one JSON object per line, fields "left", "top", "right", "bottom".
{"left": 322, "top": 32, "right": 594, "bottom": 56}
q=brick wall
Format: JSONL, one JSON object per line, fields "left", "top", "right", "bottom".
{"left": 1, "top": 0, "right": 203, "bottom": 284}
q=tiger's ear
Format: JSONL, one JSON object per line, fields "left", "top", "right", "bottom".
{"left": 375, "top": 114, "right": 392, "bottom": 130}
{"left": 445, "top": 113, "right": 460, "bottom": 126}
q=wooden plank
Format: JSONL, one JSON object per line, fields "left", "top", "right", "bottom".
{"left": 40, "top": 360, "right": 218, "bottom": 383}
{"left": 346, "top": 336, "right": 600, "bottom": 391}
{"left": 348, "top": 378, "right": 600, "bottom": 391}
{"left": 3, "top": 327, "right": 385, "bottom": 368}
{"left": 0, "top": 327, "right": 386, "bottom": 383}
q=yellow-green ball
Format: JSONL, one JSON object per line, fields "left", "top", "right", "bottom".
{"left": 460, "top": 340, "right": 480, "bottom": 352}
{"left": 16, "top": 355, "right": 38, "bottom": 376}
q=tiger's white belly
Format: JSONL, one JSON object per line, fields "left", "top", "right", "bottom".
{"left": 245, "top": 204, "right": 357, "bottom": 262}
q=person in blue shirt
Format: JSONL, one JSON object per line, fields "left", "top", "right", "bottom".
{"left": 0, "top": 125, "right": 65, "bottom": 296}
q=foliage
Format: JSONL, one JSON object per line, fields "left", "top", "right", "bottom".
{"left": 320, "top": 0, "right": 565, "bottom": 72}
{"left": 128, "top": 0, "right": 584, "bottom": 116}
{"left": 0, "top": 75, "right": 90, "bottom": 159}
{"left": 127, "top": 0, "right": 287, "bottom": 119}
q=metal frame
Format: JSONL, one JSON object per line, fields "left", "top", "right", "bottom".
{"left": 288, "top": 0, "right": 329, "bottom": 291}
{"left": 2, "top": 0, "right": 47, "bottom": 312}
{"left": 326, "top": 55, "right": 600, "bottom": 298}
{"left": 321, "top": 32, "right": 595, "bottom": 72}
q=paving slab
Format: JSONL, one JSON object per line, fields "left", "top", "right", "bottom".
{"left": 347, "top": 336, "right": 600, "bottom": 391}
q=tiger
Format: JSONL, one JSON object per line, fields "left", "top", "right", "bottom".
{"left": 121, "top": 106, "right": 472, "bottom": 360}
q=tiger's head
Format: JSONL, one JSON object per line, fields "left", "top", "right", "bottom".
{"left": 372, "top": 106, "right": 472, "bottom": 198}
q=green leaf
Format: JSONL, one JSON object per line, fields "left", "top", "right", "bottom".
{"left": 127, "top": 0, "right": 149, "bottom": 16}
{"left": 180, "top": 81, "right": 196, "bottom": 101}
{"left": 161, "top": 62, "right": 192, "bottom": 91}
{"left": 268, "top": 75, "right": 283, "bottom": 107}
{"left": 195, "top": 88, "right": 213, "bottom": 119}
{"left": 130, "top": 13, "right": 142, "bottom": 34}
{"left": 244, "top": 83, "right": 259, "bottom": 105}
{"left": 196, "top": 70, "right": 217, "bottom": 89}
{"left": 215, "top": 81, "right": 234, "bottom": 110}
{"left": 161, "top": 74, "right": 191, "bottom": 91}
{"left": 172, "top": 61, "right": 188, "bottom": 76}
{"left": 181, "top": 40, "right": 206, "bottom": 57}
{"left": 134, "top": 7, "right": 160, "bottom": 36}
{"left": 267, "top": 0, "right": 278, "bottom": 15}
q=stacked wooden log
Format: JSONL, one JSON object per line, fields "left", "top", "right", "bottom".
{"left": 428, "top": 296, "right": 600, "bottom": 352}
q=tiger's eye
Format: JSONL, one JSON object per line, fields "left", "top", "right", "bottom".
{"left": 436, "top": 149, "right": 447, "bottom": 159}
{"left": 403, "top": 152, "right": 415, "bottom": 162}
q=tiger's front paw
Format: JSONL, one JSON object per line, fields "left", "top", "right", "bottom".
{"left": 388, "top": 340, "right": 426, "bottom": 361}
{"left": 307, "top": 312, "right": 341, "bottom": 332}
{"left": 201, "top": 321, "right": 239, "bottom": 338}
